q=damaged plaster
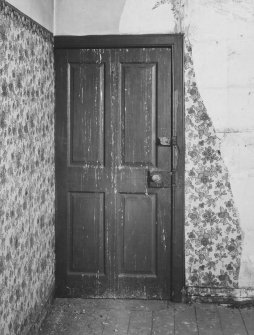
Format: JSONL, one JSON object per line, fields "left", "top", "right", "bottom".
{"left": 184, "top": 41, "right": 242, "bottom": 288}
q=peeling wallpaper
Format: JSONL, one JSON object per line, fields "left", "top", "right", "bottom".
{"left": 147, "top": 0, "right": 254, "bottom": 291}
{"left": 0, "top": 2, "right": 55, "bottom": 334}
{"left": 120, "top": 0, "right": 249, "bottom": 290}
{"left": 184, "top": 40, "right": 242, "bottom": 288}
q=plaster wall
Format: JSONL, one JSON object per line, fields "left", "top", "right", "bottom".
{"left": 54, "top": 0, "right": 125, "bottom": 35}
{"left": 54, "top": 0, "right": 254, "bottom": 292}
{"left": 6, "top": 0, "right": 54, "bottom": 31}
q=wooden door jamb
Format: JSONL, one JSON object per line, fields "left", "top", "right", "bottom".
{"left": 54, "top": 34, "right": 185, "bottom": 302}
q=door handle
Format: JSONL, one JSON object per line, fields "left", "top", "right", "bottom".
{"left": 151, "top": 174, "right": 162, "bottom": 184}
{"left": 148, "top": 171, "right": 171, "bottom": 188}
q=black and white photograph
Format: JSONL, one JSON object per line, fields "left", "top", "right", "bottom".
{"left": 0, "top": 0, "right": 254, "bottom": 334}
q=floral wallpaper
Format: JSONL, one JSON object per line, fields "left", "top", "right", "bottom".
{"left": 0, "top": 2, "right": 55, "bottom": 334}
{"left": 184, "top": 39, "right": 242, "bottom": 288}
{"left": 153, "top": 0, "right": 243, "bottom": 290}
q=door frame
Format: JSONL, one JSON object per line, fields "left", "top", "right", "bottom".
{"left": 54, "top": 34, "right": 185, "bottom": 302}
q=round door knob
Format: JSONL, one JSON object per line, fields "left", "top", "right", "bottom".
{"left": 151, "top": 174, "right": 162, "bottom": 183}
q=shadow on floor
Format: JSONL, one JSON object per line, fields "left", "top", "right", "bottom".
{"left": 39, "top": 298, "right": 254, "bottom": 335}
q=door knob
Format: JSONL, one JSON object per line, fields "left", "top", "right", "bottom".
{"left": 148, "top": 171, "right": 171, "bottom": 188}
{"left": 151, "top": 174, "right": 162, "bottom": 183}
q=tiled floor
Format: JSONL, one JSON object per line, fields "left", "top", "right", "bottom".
{"left": 39, "top": 299, "right": 254, "bottom": 335}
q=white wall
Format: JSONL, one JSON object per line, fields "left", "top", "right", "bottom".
{"left": 119, "top": 0, "right": 174, "bottom": 33}
{"left": 54, "top": 0, "right": 126, "bottom": 35}
{"left": 7, "top": 0, "right": 54, "bottom": 32}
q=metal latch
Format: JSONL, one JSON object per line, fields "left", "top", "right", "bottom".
{"left": 171, "top": 169, "right": 176, "bottom": 186}
{"left": 157, "top": 136, "right": 177, "bottom": 147}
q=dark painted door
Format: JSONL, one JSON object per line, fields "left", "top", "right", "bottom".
{"left": 55, "top": 39, "right": 184, "bottom": 300}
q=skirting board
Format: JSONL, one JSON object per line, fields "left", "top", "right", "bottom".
{"left": 21, "top": 284, "right": 55, "bottom": 335}
{"left": 186, "top": 286, "right": 254, "bottom": 305}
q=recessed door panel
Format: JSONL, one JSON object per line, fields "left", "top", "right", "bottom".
{"left": 121, "top": 63, "right": 156, "bottom": 166}
{"left": 69, "top": 192, "right": 105, "bottom": 274}
{"left": 119, "top": 193, "right": 157, "bottom": 276}
{"left": 69, "top": 63, "right": 104, "bottom": 165}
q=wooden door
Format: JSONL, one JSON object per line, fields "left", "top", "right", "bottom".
{"left": 55, "top": 35, "right": 184, "bottom": 301}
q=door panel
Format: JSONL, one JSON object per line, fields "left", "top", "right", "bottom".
{"left": 121, "top": 63, "right": 156, "bottom": 166}
{"left": 69, "top": 192, "right": 105, "bottom": 274}
{"left": 119, "top": 193, "right": 157, "bottom": 276}
{"left": 55, "top": 37, "right": 184, "bottom": 300}
{"left": 70, "top": 63, "right": 105, "bottom": 165}
{"left": 115, "top": 48, "right": 172, "bottom": 298}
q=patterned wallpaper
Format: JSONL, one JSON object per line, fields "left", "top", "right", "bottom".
{"left": 0, "top": 2, "right": 55, "bottom": 334}
{"left": 184, "top": 39, "right": 242, "bottom": 288}
{"left": 154, "top": 0, "right": 243, "bottom": 290}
